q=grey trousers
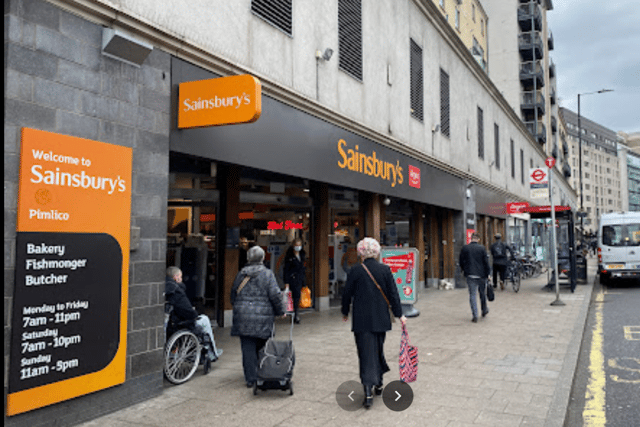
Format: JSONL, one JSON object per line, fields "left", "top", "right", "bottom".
{"left": 466, "top": 277, "right": 488, "bottom": 319}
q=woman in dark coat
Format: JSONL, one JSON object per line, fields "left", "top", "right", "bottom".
{"left": 231, "top": 246, "right": 284, "bottom": 388}
{"left": 341, "top": 237, "right": 406, "bottom": 409}
{"left": 283, "top": 238, "right": 306, "bottom": 324}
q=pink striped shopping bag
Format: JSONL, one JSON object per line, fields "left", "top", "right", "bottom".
{"left": 399, "top": 323, "right": 418, "bottom": 383}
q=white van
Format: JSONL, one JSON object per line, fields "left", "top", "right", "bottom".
{"left": 597, "top": 212, "right": 640, "bottom": 283}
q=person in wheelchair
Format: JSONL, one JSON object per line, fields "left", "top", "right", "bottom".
{"left": 165, "top": 266, "right": 222, "bottom": 363}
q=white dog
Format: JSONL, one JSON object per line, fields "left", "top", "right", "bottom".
{"left": 438, "top": 279, "right": 454, "bottom": 290}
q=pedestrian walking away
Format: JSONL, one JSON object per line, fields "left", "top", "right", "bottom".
{"left": 165, "top": 267, "right": 223, "bottom": 363}
{"left": 459, "top": 232, "right": 492, "bottom": 323}
{"left": 283, "top": 238, "right": 306, "bottom": 324}
{"left": 341, "top": 237, "right": 407, "bottom": 409}
{"left": 490, "top": 233, "right": 509, "bottom": 290}
{"left": 231, "top": 246, "right": 285, "bottom": 388}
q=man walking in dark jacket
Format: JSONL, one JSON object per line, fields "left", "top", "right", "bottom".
{"left": 459, "top": 232, "right": 492, "bottom": 323}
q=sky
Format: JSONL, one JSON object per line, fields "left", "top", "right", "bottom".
{"left": 547, "top": 0, "right": 640, "bottom": 134}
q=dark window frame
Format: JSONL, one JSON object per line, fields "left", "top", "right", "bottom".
{"left": 510, "top": 138, "right": 515, "bottom": 178}
{"left": 251, "top": 0, "right": 293, "bottom": 36}
{"left": 410, "top": 38, "right": 424, "bottom": 122}
{"left": 440, "top": 68, "right": 450, "bottom": 138}
{"left": 338, "top": 0, "right": 363, "bottom": 81}
{"left": 477, "top": 107, "right": 484, "bottom": 159}
{"left": 494, "top": 123, "right": 500, "bottom": 170}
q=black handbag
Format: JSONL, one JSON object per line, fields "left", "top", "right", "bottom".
{"left": 486, "top": 279, "right": 495, "bottom": 301}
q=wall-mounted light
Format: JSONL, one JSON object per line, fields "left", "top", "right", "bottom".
{"left": 383, "top": 197, "right": 391, "bottom": 206}
{"left": 315, "top": 48, "right": 334, "bottom": 61}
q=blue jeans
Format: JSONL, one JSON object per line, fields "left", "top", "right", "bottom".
{"left": 194, "top": 315, "right": 222, "bottom": 360}
{"left": 466, "top": 277, "right": 488, "bottom": 319}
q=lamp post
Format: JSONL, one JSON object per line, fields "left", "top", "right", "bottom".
{"left": 577, "top": 89, "right": 613, "bottom": 240}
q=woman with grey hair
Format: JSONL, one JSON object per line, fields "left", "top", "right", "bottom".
{"left": 341, "top": 237, "right": 406, "bottom": 408}
{"left": 231, "top": 245, "right": 285, "bottom": 388}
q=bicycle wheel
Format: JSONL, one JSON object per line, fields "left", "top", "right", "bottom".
{"left": 531, "top": 262, "right": 542, "bottom": 278}
{"left": 512, "top": 270, "right": 521, "bottom": 292}
{"left": 164, "top": 330, "right": 201, "bottom": 384}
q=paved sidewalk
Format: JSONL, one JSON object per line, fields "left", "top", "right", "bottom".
{"left": 80, "top": 260, "right": 597, "bottom": 427}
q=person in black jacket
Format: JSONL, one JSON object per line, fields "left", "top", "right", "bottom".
{"left": 490, "top": 233, "right": 510, "bottom": 290}
{"left": 459, "top": 232, "right": 492, "bottom": 323}
{"left": 165, "top": 267, "right": 222, "bottom": 362}
{"left": 231, "top": 246, "right": 284, "bottom": 388}
{"left": 341, "top": 237, "right": 406, "bottom": 409}
{"left": 283, "top": 238, "right": 306, "bottom": 324}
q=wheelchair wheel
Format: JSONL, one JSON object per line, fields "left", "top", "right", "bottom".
{"left": 164, "top": 330, "right": 201, "bottom": 385}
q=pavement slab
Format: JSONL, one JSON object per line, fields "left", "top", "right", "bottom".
{"left": 77, "top": 257, "right": 598, "bottom": 427}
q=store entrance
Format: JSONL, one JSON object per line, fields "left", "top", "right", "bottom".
{"left": 238, "top": 167, "right": 315, "bottom": 309}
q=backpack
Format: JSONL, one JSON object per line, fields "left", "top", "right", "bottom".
{"left": 493, "top": 242, "right": 505, "bottom": 258}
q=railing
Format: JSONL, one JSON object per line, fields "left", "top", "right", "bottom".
{"left": 520, "top": 61, "right": 543, "bottom": 75}
{"left": 549, "top": 60, "right": 555, "bottom": 78}
{"left": 521, "top": 90, "right": 544, "bottom": 106}
{"left": 518, "top": 3, "right": 542, "bottom": 30}
{"left": 551, "top": 116, "right": 557, "bottom": 132}
{"left": 524, "top": 121, "right": 546, "bottom": 144}
{"left": 548, "top": 30, "right": 554, "bottom": 50}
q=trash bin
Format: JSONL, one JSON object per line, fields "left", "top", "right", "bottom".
{"left": 576, "top": 254, "right": 587, "bottom": 283}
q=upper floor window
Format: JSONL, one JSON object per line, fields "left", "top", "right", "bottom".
{"left": 440, "top": 69, "right": 450, "bottom": 138}
{"left": 410, "top": 39, "right": 424, "bottom": 122}
{"left": 251, "top": 0, "right": 293, "bottom": 36}
{"left": 440, "top": 0, "right": 445, "bottom": 9}
{"left": 481, "top": 19, "right": 484, "bottom": 36}
{"left": 494, "top": 124, "right": 500, "bottom": 170}
{"left": 455, "top": 8, "right": 460, "bottom": 30}
{"left": 478, "top": 107, "right": 484, "bottom": 159}
{"left": 472, "top": 4, "right": 476, "bottom": 22}
{"left": 338, "top": 0, "right": 363, "bottom": 81}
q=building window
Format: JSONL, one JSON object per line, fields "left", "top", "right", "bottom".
{"left": 511, "top": 139, "right": 515, "bottom": 178}
{"left": 455, "top": 8, "right": 460, "bottom": 30}
{"left": 481, "top": 19, "right": 484, "bottom": 36}
{"left": 520, "top": 149, "right": 524, "bottom": 184}
{"left": 410, "top": 39, "right": 423, "bottom": 121}
{"left": 494, "top": 124, "right": 500, "bottom": 169}
{"left": 472, "top": 4, "right": 476, "bottom": 22}
{"left": 530, "top": 158, "right": 533, "bottom": 169}
{"left": 585, "top": 183, "right": 590, "bottom": 190}
{"left": 440, "top": 0, "right": 445, "bottom": 8}
{"left": 586, "top": 195, "right": 591, "bottom": 201}
{"left": 251, "top": 0, "right": 293, "bottom": 36}
{"left": 478, "top": 107, "right": 484, "bottom": 159}
{"left": 440, "top": 69, "right": 450, "bottom": 138}
{"left": 338, "top": 0, "right": 363, "bottom": 81}
{"left": 585, "top": 172, "right": 590, "bottom": 179}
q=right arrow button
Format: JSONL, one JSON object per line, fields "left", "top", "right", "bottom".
{"left": 382, "top": 380, "right": 414, "bottom": 411}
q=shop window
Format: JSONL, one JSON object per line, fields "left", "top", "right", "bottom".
{"left": 251, "top": 0, "right": 293, "bottom": 36}
{"left": 477, "top": 106, "right": 484, "bottom": 159}
{"left": 338, "top": 0, "right": 363, "bottom": 81}
{"left": 440, "top": 68, "right": 450, "bottom": 138}
{"left": 410, "top": 39, "right": 423, "bottom": 121}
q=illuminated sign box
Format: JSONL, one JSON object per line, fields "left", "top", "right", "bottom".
{"left": 178, "top": 74, "right": 262, "bottom": 128}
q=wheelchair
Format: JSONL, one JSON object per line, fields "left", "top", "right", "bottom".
{"left": 163, "top": 304, "right": 213, "bottom": 384}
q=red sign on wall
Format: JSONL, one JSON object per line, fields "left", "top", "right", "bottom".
{"left": 506, "top": 202, "right": 530, "bottom": 214}
{"left": 466, "top": 229, "right": 476, "bottom": 244}
{"left": 408, "top": 165, "right": 421, "bottom": 188}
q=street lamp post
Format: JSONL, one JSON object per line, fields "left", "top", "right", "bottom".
{"left": 577, "top": 89, "right": 613, "bottom": 240}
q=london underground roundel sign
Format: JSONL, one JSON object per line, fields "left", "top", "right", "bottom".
{"left": 545, "top": 157, "right": 556, "bottom": 169}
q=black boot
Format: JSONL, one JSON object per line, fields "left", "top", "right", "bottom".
{"left": 363, "top": 385, "right": 373, "bottom": 409}
{"left": 374, "top": 383, "right": 383, "bottom": 395}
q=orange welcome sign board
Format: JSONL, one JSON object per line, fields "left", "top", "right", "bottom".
{"left": 7, "top": 128, "right": 131, "bottom": 416}
{"left": 178, "top": 74, "right": 262, "bottom": 128}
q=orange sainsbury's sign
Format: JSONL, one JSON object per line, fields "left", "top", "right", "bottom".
{"left": 178, "top": 74, "right": 262, "bottom": 128}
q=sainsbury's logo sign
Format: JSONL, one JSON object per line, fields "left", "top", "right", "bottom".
{"left": 182, "top": 94, "right": 252, "bottom": 112}
{"left": 408, "top": 165, "right": 420, "bottom": 188}
{"left": 178, "top": 75, "right": 262, "bottom": 129}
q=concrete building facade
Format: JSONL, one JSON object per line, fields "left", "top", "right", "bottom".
{"left": 5, "top": 0, "right": 575, "bottom": 425}
{"left": 560, "top": 107, "right": 621, "bottom": 233}
{"left": 618, "top": 132, "right": 640, "bottom": 212}
{"left": 482, "top": 0, "right": 562, "bottom": 174}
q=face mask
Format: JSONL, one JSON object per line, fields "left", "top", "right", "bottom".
{"left": 294, "top": 246, "right": 302, "bottom": 252}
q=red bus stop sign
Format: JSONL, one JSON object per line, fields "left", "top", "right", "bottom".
{"left": 545, "top": 157, "right": 556, "bottom": 169}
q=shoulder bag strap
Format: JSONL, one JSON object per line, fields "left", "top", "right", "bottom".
{"left": 361, "top": 264, "right": 392, "bottom": 308}
{"left": 236, "top": 276, "right": 251, "bottom": 294}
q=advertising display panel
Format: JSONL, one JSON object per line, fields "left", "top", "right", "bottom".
{"left": 7, "top": 128, "right": 132, "bottom": 416}
{"left": 380, "top": 248, "right": 419, "bottom": 304}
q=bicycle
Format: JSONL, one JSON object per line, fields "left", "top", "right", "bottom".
{"left": 505, "top": 258, "right": 521, "bottom": 292}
